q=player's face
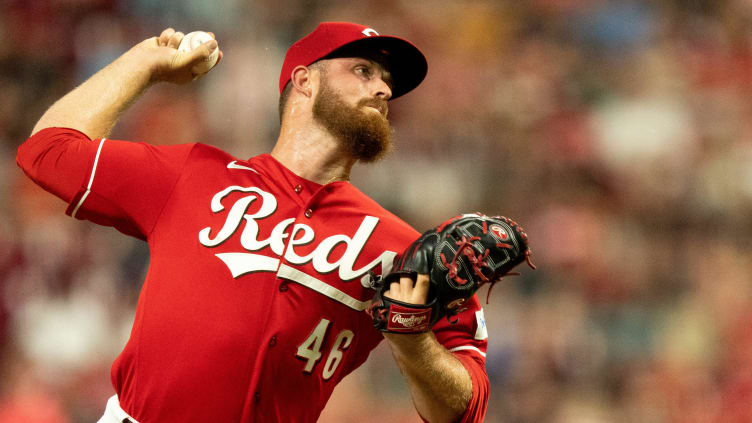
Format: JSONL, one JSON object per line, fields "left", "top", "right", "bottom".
{"left": 312, "top": 57, "right": 394, "bottom": 163}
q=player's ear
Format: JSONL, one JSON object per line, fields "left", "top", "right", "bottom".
{"left": 291, "top": 65, "right": 314, "bottom": 98}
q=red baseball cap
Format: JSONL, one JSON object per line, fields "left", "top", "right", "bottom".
{"left": 279, "top": 22, "right": 427, "bottom": 100}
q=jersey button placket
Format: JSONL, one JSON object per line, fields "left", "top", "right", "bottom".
{"left": 294, "top": 184, "right": 303, "bottom": 193}
{"left": 304, "top": 208, "right": 313, "bottom": 218}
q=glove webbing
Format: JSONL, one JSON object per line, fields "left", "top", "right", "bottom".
{"left": 440, "top": 219, "right": 537, "bottom": 304}
{"left": 440, "top": 235, "right": 490, "bottom": 286}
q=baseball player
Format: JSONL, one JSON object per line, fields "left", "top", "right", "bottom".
{"left": 17, "top": 22, "right": 491, "bottom": 422}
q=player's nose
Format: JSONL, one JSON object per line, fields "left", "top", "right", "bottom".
{"left": 373, "top": 77, "right": 392, "bottom": 101}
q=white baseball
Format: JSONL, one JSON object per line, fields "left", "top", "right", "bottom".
{"left": 178, "top": 31, "right": 219, "bottom": 74}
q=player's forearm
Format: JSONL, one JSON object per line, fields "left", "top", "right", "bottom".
{"left": 31, "top": 44, "right": 155, "bottom": 139}
{"left": 384, "top": 332, "right": 472, "bottom": 423}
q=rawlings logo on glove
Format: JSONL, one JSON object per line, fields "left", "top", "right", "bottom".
{"left": 367, "top": 213, "right": 536, "bottom": 334}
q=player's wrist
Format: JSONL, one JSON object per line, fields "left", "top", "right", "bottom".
{"left": 116, "top": 40, "right": 162, "bottom": 86}
{"left": 122, "top": 37, "right": 186, "bottom": 86}
{"left": 383, "top": 330, "right": 436, "bottom": 351}
{"left": 142, "top": 40, "right": 176, "bottom": 85}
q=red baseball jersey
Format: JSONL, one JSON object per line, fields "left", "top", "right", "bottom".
{"left": 17, "top": 127, "right": 489, "bottom": 422}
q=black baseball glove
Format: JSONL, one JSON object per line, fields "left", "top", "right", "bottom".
{"left": 367, "top": 213, "right": 535, "bottom": 333}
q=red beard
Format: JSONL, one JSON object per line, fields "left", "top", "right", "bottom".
{"left": 312, "top": 76, "right": 393, "bottom": 163}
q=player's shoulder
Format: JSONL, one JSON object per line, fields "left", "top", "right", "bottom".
{"left": 187, "top": 142, "right": 240, "bottom": 162}
{"left": 178, "top": 143, "right": 267, "bottom": 173}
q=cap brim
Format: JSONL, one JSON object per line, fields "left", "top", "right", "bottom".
{"left": 325, "top": 36, "right": 427, "bottom": 100}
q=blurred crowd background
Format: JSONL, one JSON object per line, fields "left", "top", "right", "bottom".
{"left": 2, "top": 0, "right": 752, "bottom": 422}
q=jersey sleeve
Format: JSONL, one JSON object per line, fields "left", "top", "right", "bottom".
{"left": 431, "top": 295, "right": 490, "bottom": 423}
{"left": 17, "top": 127, "right": 195, "bottom": 240}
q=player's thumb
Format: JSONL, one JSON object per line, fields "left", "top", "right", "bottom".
{"left": 187, "top": 39, "right": 218, "bottom": 68}
{"left": 170, "top": 39, "right": 218, "bottom": 72}
{"left": 195, "top": 39, "right": 218, "bottom": 61}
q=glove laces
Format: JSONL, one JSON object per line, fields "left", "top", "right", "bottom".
{"left": 441, "top": 221, "right": 537, "bottom": 304}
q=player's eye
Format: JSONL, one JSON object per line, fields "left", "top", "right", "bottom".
{"left": 355, "top": 65, "right": 372, "bottom": 78}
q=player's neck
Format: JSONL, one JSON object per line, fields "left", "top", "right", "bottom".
{"left": 272, "top": 120, "right": 354, "bottom": 185}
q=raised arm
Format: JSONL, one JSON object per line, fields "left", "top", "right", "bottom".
{"left": 31, "top": 28, "right": 220, "bottom": 139}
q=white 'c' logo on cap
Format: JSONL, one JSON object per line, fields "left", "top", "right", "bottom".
{"left": 362, "top": 28, "right": 379, "bottom": 37}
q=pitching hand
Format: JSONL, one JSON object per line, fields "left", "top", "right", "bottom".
{"left": 132, "top": 28, "right": 223, "bottom": 85}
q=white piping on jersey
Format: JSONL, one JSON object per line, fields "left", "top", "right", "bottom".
{"left": 448, "top": 345, "right": 487, "bottom": 358}
{"left": 71, "top": 138, "right": 106, "bottom": 218}
{"left": 227, "top": 161, "right": 258, "bottom": 173}
{"left": 277, "top": 264, "right": 369, "bottom": 311}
